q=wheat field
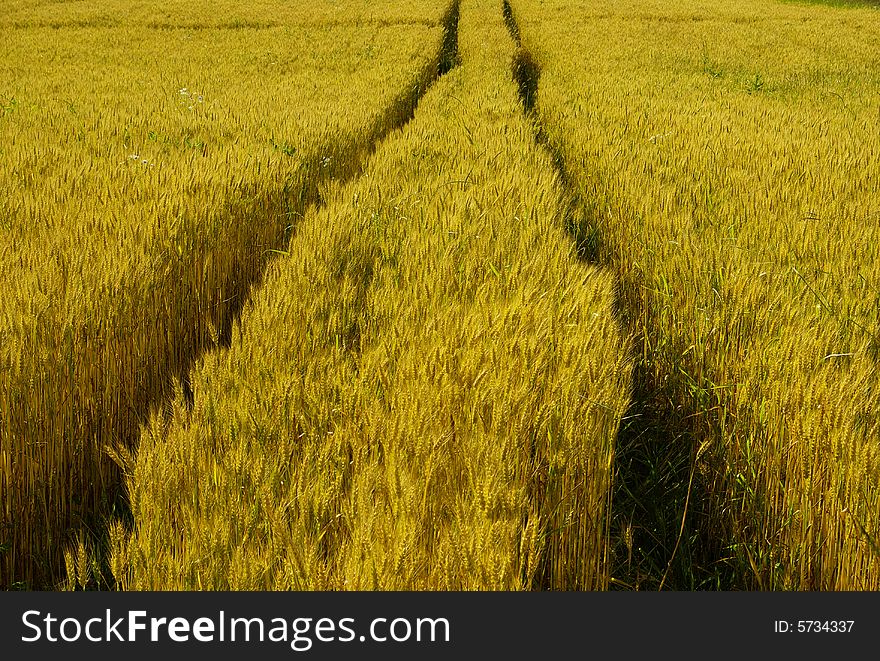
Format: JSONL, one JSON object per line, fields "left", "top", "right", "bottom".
{"left": 107, "top": 0, "right": 631, "bottom": 591}
{"left": 2, "top": 0, "right": 878, "bottom": 591}
{"left": 510, "top": 0, "right": 880, "bottom": 589}
{"left": 0, "top": 0, "right": 451, "bottom": 588}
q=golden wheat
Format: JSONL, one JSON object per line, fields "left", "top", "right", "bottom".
{"left": 0, "top": 0, "right": 449, "bottom": 30}
{"left": 511, "top": 0, "right": 880, "bottom": 589}
{"left": 110, "top": 0, "right": 631, "bottom": 591}
{"left": 0, "top": 0, "right": 451, "bottom": 588}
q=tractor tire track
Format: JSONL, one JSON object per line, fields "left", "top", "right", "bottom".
{"left": 502, "top": 0, "right": 723, "bottom": 590}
